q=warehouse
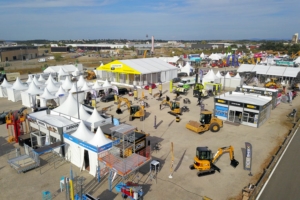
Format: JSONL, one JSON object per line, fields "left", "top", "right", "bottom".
{"left": 96, "top": 58, "right": 178, "bottom": 86}
{"left": 214, "top": 92, "right": 272, "bottom": 128}
{"left": 0, "top": 46, "right": 38, "bottom": 62}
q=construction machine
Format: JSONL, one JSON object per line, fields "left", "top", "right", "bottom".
{"left": 6, "top": 107, "right": 28, "bottom": 143}
{"left": 159, "top": 96, "right": 181, "bottom": 116}
{"left": 186, "top": 110, "right": 223, "bottom": 133}
{"left": 85, "top": 70, "right": 96, "bottom": 80}
{"left": 265, "top": 78, "right": 281, "bottom": 89}
{"left": 189, "top": 146, "right": 239, "bottom": 177}
{"left": 116, "top": 96, "right": 145, "bottom": 121}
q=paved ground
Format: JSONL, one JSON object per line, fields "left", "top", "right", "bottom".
{"left": 257, "top": 126, "right": 300, "bottom": 200}
{"left": 0, "top": 76, "right": 298, "bottom": 200}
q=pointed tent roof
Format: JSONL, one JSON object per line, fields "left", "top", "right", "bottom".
{"left": 26, "top": 82, "right": 44, "bottom": 95}
{"left": 76, "top": 75, "right": 86, "bottom": 87}
{"left": 72, "top": 68, "right": 80, "bottom": 76}
{"left": 74, "top": 104, "right": 91, "bottom": 120}
{"left": 45, "top": 74, "right": 57, "bottom": 85}
{"left": 102, "top": 79, "right": 112, "bottom": 88}
{"left": 88, "top": 127, "right": 112, "bottom": 147}
{"left": 184, "top": 62, "right": 191, "bottom": 68}
{"left": 233, "top": 73, "right": 241, "bottom": 79}
{"left": 216, "top": 71, "right": 222, "bottom": 78}
{"left": 40, "top": 88, "right": 57, "bottom": 100}
{"left": 32, "top": 76, "right": 44, "bottom": 86}
{"left": 81, "top": 82, "right": 91, "bottom": 91}
{"left": 200, "top": 52, "right": 205, "bottom": 58}
{"left": 71, "top": 120, "right": 94, "bottom": 142}
{"left": 38, "top": 75, "right": 46, "bottom": 82}
{"left": 92, "top": 81, "right": 103, "bottom": 90}
{"left": 55, "top": 85, "right": 68, "bottom": 97}
{"left": 86, "top": 108, "right": 106, "bottom": 127}
{"left": 26, "top": 75, "right": 33, "bottom": 83}
{"left": 53, "top": 94, "right": 79, "bottom": 116}
{"left": 203, "top": 69, "right": 213, "bottom": 78}
{"left": 46, "top": 79, "right": 59, "bottom": 93}
{"left": 12, "top": 77, "right": 28, "bottom": 90}
{"left": 225, "top": 72, "right": 232, "bottom": 78}
{"left": 69, "top": 83, "right": 79, "bottom": 93}
{"left": 1, "top": 78, "right": 12, "bottom": 88}
{"left": 62, "top": 76, "right": 73, "bottom": 90}
{"left": 58, "top": 67, "right": 69, "bottom": 77}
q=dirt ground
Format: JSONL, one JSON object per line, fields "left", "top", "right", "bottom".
{"left": 0, "top": 74, "right": 298, "bottom": 200}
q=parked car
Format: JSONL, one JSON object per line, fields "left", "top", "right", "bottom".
{"left": 172, "top": 77, "right": 181, "bottom": 83}
{"left": 117, "top": 87, "right": 129, "bottom": 95}
{"left": 100, "top": 94, "right": 115, "bottom": 102}
{"left": 177, "top": 72, "right": 188, "bottom": 77}
{"left": 144, "top": 83, "right": 157, "bottom": 90}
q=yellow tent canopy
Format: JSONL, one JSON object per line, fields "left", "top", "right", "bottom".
{"left": 97, "top": 60, "right": 141, "bottom": 74}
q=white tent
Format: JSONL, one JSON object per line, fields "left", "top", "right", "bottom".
{"left": 215, "top": 71, "right": 222, "bottom": 78}
{"left": 71, "top": 120, "right": 95, "bottom": 141}
{"left": 53, "top": 93, "right": 80, "bottom": 117}
{"left": 230, "top": 73, "right": 242, "bottom": 88}
{"left": 179, "top": 62, "right": 193, "bottom": 75}
{"left": 80, "top": 82, "right": 91, "bottom": 91}
{"left": 0, "top": 78, "right": 12, "bottom": 97}
{"left": 39, "top": 88, "right": 58, "bottom": 107}
{"left": 32, "top": 76, "right": 44, "bottom": 87}
{"left": 45, "top": 74, "right": 57, "bottom": 85}
{"left": 102, "top": 79, "right": 112, "bottom": 88}
{"left": 55, "top": 86, "right": 68, "bottom": 105}
{"left": 58, "top": 67, "right": 69, "bottom": 81}
{"left": 76, "top": 75, "right": 86, "bottom": 88}
{"left": 21, "top": 82, "right": 44, "bottom": 107}
{"left": 7, "top": 77, "right": 28, "bottom": 102}
{"left": 69, "top": 83, "right": 80, "bottom": 93}
{"left": 38, "top": 75, "right": 46, "bottom": 82}
{"left": 74, "top": 104, "right": 91, "bottom": 120}
{"left": 202, "top": 69, "right": 221, "bottom": 84}
{"left": 220, "top": 72, "right": 232, "bottom": 87}
{"left": 61, "top": 76, "right": 73, "bottom": 90}
{"left": 44, "top": 64, "right": 83, "bottom": 73}
{"left": 26, "top": 75, "right": 33, "bottom": 84}
{"left": 200, "top": 52, "right": 205, "bottom": 58}
{"left": 72, "top": 68, "right": 80, "bottom": 77}
{"left": 209, "top": 53, "right": 221, "bottom": 61}
{"left": 86, "top": 108, "right": 107, "bottom": 129}
{"left": 92, "top": 81, "right": 103, "bottom": 90}
{"left": 45, "top": 79, "right": 59, "bottom": 93}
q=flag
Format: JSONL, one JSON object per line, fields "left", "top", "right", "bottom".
{"left": 245, "top": 142, "right": 252, "bottom": 171}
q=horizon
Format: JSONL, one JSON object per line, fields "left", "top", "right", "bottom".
{"left": 1, "top": 0, "right": 299, "bottom": 40}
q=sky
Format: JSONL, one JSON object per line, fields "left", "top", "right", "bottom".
{"left": 1, "top": 0, "right": 300, "bottom": 41}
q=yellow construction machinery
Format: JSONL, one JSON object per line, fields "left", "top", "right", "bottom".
{"left": 86, "top": 70, "right": 96, "bottom": 80}
{"left": 143, "top": 50, "right": 147, "bottom": 58}
{"left": 265, "top": 78, "right": 281, "bottom": 89}
{"left": 116, "top": 96, "right": 145, "bottom": 121}
{"left": 186, "top": 110, "right": 223, "bottom": 133}
{"left": 291, "top": 51, "right": 300, "bottom": 59}
{"left": 189, "top": 146, "right": 239, "bottom": 176}
{"left": 159, "top": 96, "right": 181, "bottom": 116}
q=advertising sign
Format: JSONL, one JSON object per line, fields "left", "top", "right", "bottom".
{"left": 36, "top": 120, "right": 47, "bottom": 129}
{"left": 63, "top": 123, "right": 79, "bottom": 132}
{"left": 245, "top": 142, "right": 252, "bottom": 171}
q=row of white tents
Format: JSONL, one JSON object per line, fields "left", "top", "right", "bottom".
{"left": 202, "top": 69, "right": 243, "bottom": 88}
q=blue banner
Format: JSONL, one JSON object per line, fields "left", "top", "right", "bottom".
{"left": 245, "top": 142, "right": 252, "bottom": 171}
{"left": 215, "top": 105, "right": 228, "bottom": 117}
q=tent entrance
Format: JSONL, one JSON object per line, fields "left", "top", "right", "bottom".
{"left": 84, "top": 149, "right": 90, "bottom": 171}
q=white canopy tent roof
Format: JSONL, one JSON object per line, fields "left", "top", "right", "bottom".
{"left": 53, "top": 94, "right": 80, "bottom": 116}
{"left": 25, "top": 82, "right": 44, "bottom": 95}
{"left": 46, "top": 79, "right": 59, "bottom": 93}
{"left": 88, "top": 127, "right": 112, "bottom": 147}
{"left": 234, "top": 73, "right": 241, "bottom": 79}
{"left": 225, "top": 72, "right": 232, "bottom": 78}
{"left": 40, "top": 88, "right": 57, "bottom": 100}
{"left": 92, "top": 81, "right": 103, "bottom": 90}
{"left": 72, "top": 68, "right": 80, "bottom": 76}
{"left": 26, "top": 76, "right": 33, "bottom": 83}
{"left": 55, "top": 86, "right": 68, "bottom": 97}
{"left": 74, "top": 104, "right": 91, "bottom": 120}
{"left": 44, "top": 64, "right": 83, "bottom": 73}
{"left": 11, "top": 77, "right": 28, "bottom": 90}
{"left": 58, "top": 67, "right": 69, "bottom": 77}
{"left": 1, "top": 78, "right": 12, "bottom": 88}
{"left": 251, "top": 65, "right": 269, "bottom": 75}
{"left": 45, "top": 74, "right": 57, "bottom": 85}
{"left": 32, "top": 76, "right": 44, "bottom": 86}
{"left": 71, "top": 120, "right": 94, "bottom": 142}
{"left": 86, "top": 108, "right": 106, "bottom": 128}
{"left": 102, "top": 79, "right": 112, "bottom": 88}
{"left": 200, "top": 52, "right": 205, "bottom": 58}
{"left": 238, "top": 64, "right": 300, "bottom": 77}
{"left": 38, "top": 75, "right": 46, "bottom": 82}
{"left": 81, "top": 82, "right": 91, "bottom": 91}
{"left": 62, "top": 76, "right": 73, "bottom": 90}
{"left": 215, "top": 71, "right": 222, "bottom": 78}
{"left": 237, "top": 64, "right": 255, "bottom": 73}
{"left": 202, "top": 69, "right": 221, "bottom": 84}
{"left": 76, "top": 75, "right": 86, "bottom": 88}
{"left": 69, "top": 83, "right": 80, "bottom": 93}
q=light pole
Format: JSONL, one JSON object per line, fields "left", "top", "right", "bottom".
{"left": 70, "top": 74, "right": 80, "bottom": 119}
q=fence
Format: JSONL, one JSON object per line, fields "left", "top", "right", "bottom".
{"left": 249, "top": 119, "right": 300, "bottom": 199}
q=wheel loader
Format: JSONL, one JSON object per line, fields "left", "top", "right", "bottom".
{"left": 189, "top": 146, "right": 239, "bottom": 177}
{"left": 116, "top": 96, "right": 145, "bottom": 121}
{"left": 159, "top": 96, "right": 181, "bottom": 116}
{"left": 186, "top": 110, "right": 223, "bottom": 133}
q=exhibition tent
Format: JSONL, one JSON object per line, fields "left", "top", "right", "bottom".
{"left": 180, "top": 62, "right": 193, "bottom": 75}
{"left": 230, "top": 73, "right": 242, "bottom": 88}
{"left": 69, "top": 83, "right": 85, "bottom": 103}
{"left": 86, "top": 108, "right": 106, "bottom": 129}
{"left": 44, "top": 64, "right": 83, "bottom": 73}
{"left": 80, "top": 82, "right": 91, "bottom": 91}
{"left": 26, "top": 75, "right": 33, "bottom": 84}
{"left": 0, "top": 78, "right": 12, "bottom": 97}
{"left": 202, "top": 69, "right": 221, "bottom": 84}
{"left": 92, "top": 81, "right": 103, "bottom": 90}
{"left": 53, "top": 94, "right": 80, "bottom": 117}
{"left": 45, "top": 74, "right": 57, "bottom": 85}
{"left": 76, "top": 75, "right": 86, "bottom": 88}
{"left": 45, "top": 79, "right": 59, "bottom": 93}
{"left": 38, "top": 75, "right": 46, "bottom": 82}
{"left": 55, "top": 86, "right": 68, "bottom": 105}
{"left": 74, "top": 104, "right": 91, "bottom": 120}
{"left": 58, "top": 67, "right": 69, "bottom": 81}
{"left": 215, "top": 71, "right": 222, "bottom": 78}
{"left": 39, "top": 88, "right": 58, "bottom": 107}
{"left": 7, "top": 77, "right": 28, "bottom": 102}
{"left": 32, "top": 76, "right": 44, "bottom": 87}
{"left": 21, "top": 82, "right": 44, "bottom": 107}
{"left": 61, "top": 76, "right": 73, "bottom": 90}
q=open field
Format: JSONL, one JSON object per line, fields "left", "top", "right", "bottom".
{"left": 0, "top": 77, "right": 299, "bottom": 199}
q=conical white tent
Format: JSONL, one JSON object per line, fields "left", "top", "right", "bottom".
{"left": 32, "top": 76, "right": 44, "bottom": 86}
{"left": 69, "top": 83, "right": 80, "bottom": 93}
{"left": 230, "top": 73, "right": 242, "bottom": 88}
{"left": 26, "top": 75, "right": 33, "bottom": 83}
{"left": 25, "top": 82, "right": 44, "bottom": 95}
{"left": 86, "top": 108, "right": 106, "bottom": 128}
{"left": 45, "top": 74, "right": 57, "bottom": 85}
{"left": 40, "top": 88, "right": 57, "bottom": 100}
{"left": 53, "top": 94, "right": 80, "bottom": 116}
{"left": 58, "top": 67, "right": 69, "bottom": 77}
{"left": 202, "top": 69, "right": 221, "bottom": 84}
{"left": 71, "top": 120, "right": 95, "bottom": 141}
{"left": 38, "top": 75, "right": 46, "bottom": 82}
{"left": 234, "top": 73, "right": 241, "bottom": 79}
{"left": 21, "top": 82, "right": 43, "bottom": 107}
{"left": 46, "top": 79, "right": 59, "bottom": 93}
{"left": 102, "top": 79, "right": 111, "bottom": 88}
{"left": 88, "top": 126, "right": 112, "bottom": 147}
{"left": 7, "top": 77, "right": 29, "bottom": 102}
{"left": 216, "top": 71, "right": 222, "bottom": 78}
{"left": 200, "top": 52, "right": 205, "bottom": 58}
{"left": 74, "top": 104, "right": 91, "bottom": 120}
{"left": 55, "top": 86, "right": 68, "bottom": 105}
{"left": 80, "top": 82, "right": 91, "bottom": 91}
{"left": 0, "top": 78, "right": 12, "bottom": 97}
{"left": 77, "top": 75, "right": 86, "bottom": 88}
{"left": 62, "top": 76, "right": 73, "bottom": 90}
{"left": 72, "top": 68, "right": 80, "bottom": 76}
{"left": 92, "top": 81, "right": 103, "bottom": 90}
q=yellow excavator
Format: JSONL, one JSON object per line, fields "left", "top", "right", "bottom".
{"left": 159, "top": 96, "right": 181, "bottom": 116}
{"left": 116, "top": 96, "right": 145, "bottom": 121}
{"left": 186, "top": 110, "right": 223, "bottom": 133}
{"left": 190, "top": 146, "right": 239, "bottom": 177}
{"left": 265, "top": 78, "right": 281, "bottom": 89}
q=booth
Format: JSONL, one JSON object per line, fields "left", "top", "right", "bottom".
{"left": 21, "top": 82, "right": 44, "bottom": 108}
{"left": 202, "top": 70, "right": 221, "bottom": 84}
{"left": 61, "top": 76, "right": 73, "bottom": 91}
{"left": 55, "top": 86, "right": 68, "bottom": 105}
{"left": 214, "top": 92, "right": 272, "bottom": 128}
{"left": 7, "top": 77, "right": 29, "bottom": 102}
{"left": 0, "top": 78, "right": 12, "bottom": 97}
{"left": 235, "top": 86, "right": 279, "bottom": 109}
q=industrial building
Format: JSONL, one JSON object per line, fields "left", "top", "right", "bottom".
{"left": 0, "top": 46, "right": 38, "bottom": 62}
{"left": 50, "top": 46, "right": 70, "bottom": 53}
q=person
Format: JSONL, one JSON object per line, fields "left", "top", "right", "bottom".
{"left": 238, "top": 113, "right": 242, "bottom": 122}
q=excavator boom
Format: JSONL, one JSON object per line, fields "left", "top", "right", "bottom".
{"left": 212, "top": 146, "right": 239, "bottom": 168}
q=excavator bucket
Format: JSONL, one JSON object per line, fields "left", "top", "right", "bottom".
{"left": 116, "top": 109, "right": 123, "bottom": 114}
{"left": 230, "top": 159, "right": 239, "bottom": 168}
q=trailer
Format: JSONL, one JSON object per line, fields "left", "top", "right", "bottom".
{"left": 7, "top": 144, "right": 40, "bottom": 173}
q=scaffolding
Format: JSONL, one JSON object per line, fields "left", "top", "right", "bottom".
{"left": 98, "top": 124, "right": 151, "bottom": 191}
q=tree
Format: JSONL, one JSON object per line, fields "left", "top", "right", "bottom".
{"left": 54, "top": 53, "right": 62, "bottom": 62}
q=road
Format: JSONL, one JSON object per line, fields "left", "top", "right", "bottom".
{"left": 257, "top": 127, "right": 300, "bottom": 200}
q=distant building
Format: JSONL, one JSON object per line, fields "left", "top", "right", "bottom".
{"left": 191, "top": 43, "right": 214, "bottom": 50}
{"left": 0, "top": 46, "right": 38, "bottom": 62}
{"left": 51, "top": 46, "right": 70, "bottom": 53}
{"left": 292, "top": 33, "right": 298, "bottom": 44}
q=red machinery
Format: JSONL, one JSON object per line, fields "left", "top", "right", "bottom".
{"left": 6, "top": 110, "right": 27, "bottom": 143}
{"left": 116, "top": 181, "right": 143, "bottom": 200}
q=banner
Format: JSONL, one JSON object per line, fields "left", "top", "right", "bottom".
{"left": 245, "top": 142, "right": 252, "bottom": 171}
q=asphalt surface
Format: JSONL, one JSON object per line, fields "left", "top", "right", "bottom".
{"left": 257, "top": 127, "right": 300, "bottom": 200}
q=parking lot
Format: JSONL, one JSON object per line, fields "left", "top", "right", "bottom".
{"left": 0, "top": 79, "right": 298, "bottom": 200}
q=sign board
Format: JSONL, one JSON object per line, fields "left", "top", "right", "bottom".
{"left": 63, "top": 123, "right": 79, "bottom": 132}
{"left": 245, "top": 142, "right": 252, "bottom": 171}
{"left": 215, "top": 98, "right": 228, "bottom": 105}
{"left": 111, "top": 64, "right": 123, "bottom": 70}
{"left": 36, "top": 120, "right": 47, "bottom": 129}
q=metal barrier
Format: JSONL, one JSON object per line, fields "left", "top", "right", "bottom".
{"left": 249, "top": 119, "right": 300, "bottom": 199}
